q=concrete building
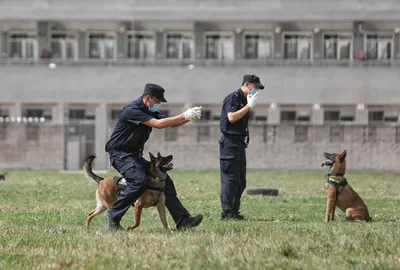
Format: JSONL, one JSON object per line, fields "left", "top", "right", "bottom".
{"left": 1, "top": 0, "right": 400, "bottom": 171}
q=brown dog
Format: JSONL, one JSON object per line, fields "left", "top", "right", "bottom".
{"left": 321, "top": 150, "right": 371, "bottom": 222}
{"left": 83, "top": 152, "right": 174, "bottom": 231}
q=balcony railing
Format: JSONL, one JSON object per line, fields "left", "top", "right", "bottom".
{"left": 1, "top": 57, "right": 400, "bottom": 67}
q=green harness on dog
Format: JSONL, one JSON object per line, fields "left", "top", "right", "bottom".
{"left": 327, "top": 172, "right": 348, "bottom": 195}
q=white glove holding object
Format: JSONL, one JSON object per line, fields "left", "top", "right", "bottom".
{"left": 183, "top": 106, "right": 202, "bottom": 120}
{"left": 247, "top": 91, "right": 259, "bottom": 109}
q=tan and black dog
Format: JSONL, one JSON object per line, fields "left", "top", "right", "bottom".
{"left": 83, "top": 152, "right": 173, "bottom": 231}
{"left": 321, "top": 150, "right": 371, "bottom": 222}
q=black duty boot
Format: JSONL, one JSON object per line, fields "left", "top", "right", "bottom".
{"left": 176, "top": 214, "right": 203, "bottom": 231}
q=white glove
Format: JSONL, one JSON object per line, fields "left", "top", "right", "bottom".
{"left": 247, "top": 91, "right": 259, "bottom": 109}
{"left": 183, "top": 106, "right": 202, "bottom": 120}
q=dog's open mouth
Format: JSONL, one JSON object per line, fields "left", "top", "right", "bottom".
{"left": 321, "top": 160, "right": 333, "bottom": 167}
{"left": 162, "top": 161, "right": 174, "bottom": 170}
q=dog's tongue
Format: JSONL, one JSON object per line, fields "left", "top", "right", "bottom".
{"left": 168, "top": 162, "right": 173, "bottom": 167}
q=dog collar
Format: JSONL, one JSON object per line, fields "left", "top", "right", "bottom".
{"left": 328, "top": 176, "right": 347, "bottom": 184}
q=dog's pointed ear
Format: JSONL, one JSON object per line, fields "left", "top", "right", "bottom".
{"left": 339, "top": 150, "right": 347, "bottom": 160}
{"left": 157, "top": 152, "right": 161, "bottom": 158}
{"left": 149, "top": 152, "right": 156, "bottom": 162}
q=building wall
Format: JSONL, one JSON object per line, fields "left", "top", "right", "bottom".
{"left": 0, "top": 123, "right": 64, "bottom": 170}
{"left": 2, "top": 122, "right": 400, "bottom": 172}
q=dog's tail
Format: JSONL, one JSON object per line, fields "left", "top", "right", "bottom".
{"left": 83, "top": 154, "right": 104, "bottom": 184}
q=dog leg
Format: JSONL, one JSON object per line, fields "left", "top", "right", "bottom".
{"left": 86, "top": 190, "right": 108, "bottom": 230}
{"left": 324, "top": 183, "right": 337, "bottom": 222}
{"left": 127, "top": 202, "right": 143, "bottom": 231}
{"left": 86, "top": 205, "right": 107, "bottom": 230}
{"left": 156, "top": 200, "right": 168, "bottom": 231}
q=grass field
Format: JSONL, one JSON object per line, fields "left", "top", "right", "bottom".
{"left": 1, "top": 170, "right": 400, "bottom": 270}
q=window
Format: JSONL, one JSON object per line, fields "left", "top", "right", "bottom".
{"left": 110, "top": 109, "right": 121, "bottom": 120}
{"left": 68, "top": 109, "right": 95, "bottom": 120}
{"left": 22, "top": 108, "right": 52, "bottom": 121}
{"left": 324, "top": 34, "right": 351, "bottom": 59}
{"left": 365, "top": 34, "right": 392, "bottom": 60}
{"left": 368, "top": 111, "right": 384, "bottom": 122}
{"left": 330, "top": 126, "right": 345, "bottom": 142}
{"left": 0, "top": 123, "right": 7, "bottom": 140}
{"left": 294, "top": 126, "right": 308, "bottom": 142}
{"left": 197, "top": 126, "right": 210, "bottom": 141}
{"left": 244, "top": 34, "right": 272, "bottom": 59}
{"left": 263, "top": 125, "right": 276, "bottom": 142}
{"left": 396, "top": 126, "right": 400, "bottom": 143}
{"left": 9, "top": 33, "right": 38, "bottom": 59}
{"left": 26, "top": 124, "right": 40, "bottom": 141}
{"left": 205, "top": 33, "right": 234, "bottom": 60}
{"left": 248, "top": 111, "right": 255, "bottom": 122}
{"left": 200, "top": 110, "right": 211, "bottom": 121}
{"left": 324, "top": 110, "right": 355, "bottom": 122}
{"left": 0, "top": 109, "right": 9, "bottom": 119}
{"left": 126, "top": 33, "right": 155, "bottom": 59}
{"left": 255, "top": 115, "right": 267, "bottom": 122}
{"left": 51, "top": 33, "right": 78, "bottom": 60}
{"left": 364, "top": 126, "right": 377, "bottom": 142}
{"left": 69, "top": 109, "right": 85, "bottom": 120}
{"left": 280, "top": 111, "right": 296, "bottom": 122}
{"left": 166, "top": 33, "right": 194, "bottom": 59}
{"left": 324, "top": 111, "right": 340, "bottom": 121}
{"left": 384, "top": 111, "right": 398, "bottom": 122}
{"left": 88, "top": 33, "right": 115, "bottom": 59}
{"left": 296, "top": 113, "right": 310, "bottom": 122}
{"left": 283, "top": 34, "right": 311, "bottom": 59}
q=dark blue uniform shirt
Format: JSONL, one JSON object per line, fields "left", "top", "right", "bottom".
{"left": 220, "top": 89, "right": 249, "bottom": 137}
{"left": 105, "top": 97, "right": 165, "bottom": 153}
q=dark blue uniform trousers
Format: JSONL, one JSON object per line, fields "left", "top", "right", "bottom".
{"left": 107, "top": 150, "right": 190, "bottom": 224}
{"left": 219, "top": 135, "right": 247, "bottom": 216}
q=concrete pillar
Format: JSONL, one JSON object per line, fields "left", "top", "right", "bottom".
{"left": 78, "top": 31, "right": 86, "bottom": 59}
{"left": 0, "top": 31, "right": 6, "bottom": 55}
{"left": 194, "top": 23, "right": 204, "bottom": 59}
{"left": 353, "top": 34, "right": 364, "bottom": 58}
{"left": 116, "top": 31, "right": 125, "bottom": 59}
{"left": 156, "top": 31, "right": 164, "bottom": 58}
{"left": 10, "top": 103, "right": 22, "bottom": 117}
{"left": 37, "top": 21, "right": 50, "bottom": 58}
{"left": 273, "top": 32, "right": 282, "bottom": 59}
{"left": 394, "top": 32, "right": 400, "bottom": 59}
{"left": 234, "top": 31, "right": 243, "bottom": 59}
{"left": 311, "top": 104, "right": 324, "bottom": 125}
{"left": 355, "top": 104, "right": 368, "bottom": 125}
{"left": 52, "top": 103, "right": 66, "bottom": 124}
{"left": 313, "top": 32, "right": 322, "bottom": 60}
{"left": 267, "top": 104, "right": 280, "bottom": 125}
{"left": 94, "top": 103, "right": 109, "bottom": 170}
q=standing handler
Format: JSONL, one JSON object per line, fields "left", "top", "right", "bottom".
{"left": 219, "top": 75, "right": 264, "bottom": 220}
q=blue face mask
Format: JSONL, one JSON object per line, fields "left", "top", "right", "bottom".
{"left": 149, "top": 104, "right": 161, "bottom": 112}
{"left": 249, "top": 88, "right": 258, "bottom": 95}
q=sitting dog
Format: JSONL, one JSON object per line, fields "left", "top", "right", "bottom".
{"left": 321, "top": 150, "right": 371, "bottom": 222}
{"left": 83, "top": 152, "right": 173, "bottom": 231}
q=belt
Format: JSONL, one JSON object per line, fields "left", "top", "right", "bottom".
{"left": 223, "top": 134, "right": 247, "bottom": 140}
{"left": 109, "top": 149, "right": 143, "bottom": 157}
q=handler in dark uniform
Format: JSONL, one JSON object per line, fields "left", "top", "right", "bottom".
{"left": 105, "top": 83, "right": 203, "bottom": 231}
{"left": 219, "top": 75, "right": 264, "bottom": 220}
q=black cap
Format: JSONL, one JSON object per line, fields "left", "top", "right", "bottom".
{"left": 242, "top": 75, "right": 264, "bottom": 90}
{"left": 143, "top": 83, "right": 167, "bottom": 102}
